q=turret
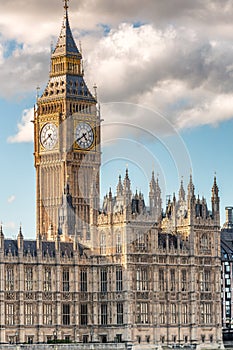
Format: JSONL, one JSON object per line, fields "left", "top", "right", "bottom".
{"left": 17, "top": 226, "right": 24, "bottom": 251}
{"left": 0, "top": 224, "right": 4, "bottom": 250}
{"left": 149, "top": 171, "right": 162, "bottom": 221}
{"left": 123, "top": 168, "right": 132, "bottom": 218}
{"left": 178, "top": 179, "right": 185, "bottom": 202}
{"left": 187, "top": 174, "right": 195, "bottom": 210}
{"left": 107, "top": 188, "right": 113, "bottom": 213}
{"left": 211, "top": 176, "right": 220, "bottom": 224}
{"left": 50, "top": 0, "right": 83, "bottom": 78}
{"left": 117, "top": 175, "right": 123, "bottom": 197}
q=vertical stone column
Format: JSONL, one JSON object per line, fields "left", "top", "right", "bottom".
{"left": 0, "top": 250, "right": 5, "bottom": 343}
{"left": 37, "top": 255, "right": 43, "bottom": 343}
{"left": 73, "top": 252, "right": 79, "bottom": 342}
{"left": 55, "top": 247, "right": 61, "bottom": 338}
{"left": 18, "top": 251, "right": 25, "bottom": 343}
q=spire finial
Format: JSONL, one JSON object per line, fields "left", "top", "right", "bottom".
{"left": 63, "top": 0, "right": 69, "bottom": 11}
{"left": 0, "top": 223, "right": 3, "bottom": 236}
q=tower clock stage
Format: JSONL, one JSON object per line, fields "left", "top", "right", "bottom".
{"left": 34, "top": 0, "right": 100, "bottom": 242}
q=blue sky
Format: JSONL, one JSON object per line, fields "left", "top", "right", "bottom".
{"left": 0, "top": 0, "right": 233, "bottom": 238}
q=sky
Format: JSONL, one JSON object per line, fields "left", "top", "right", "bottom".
{"left": 0, "top": 0, "right": 233, "bottom": 238}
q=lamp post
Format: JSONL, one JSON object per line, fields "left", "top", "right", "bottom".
{"left": 15, "top": 331, "right": 18, "bottom": 344}
{"left": 53, "top": 329, "right": 57, "bottom": 343}
{"left": 90, "top": 326, "right": 94, "bottom": 343}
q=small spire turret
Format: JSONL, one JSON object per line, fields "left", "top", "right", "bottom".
{"left": 17, "top": 225, "right": 24, "bottom": 250}
{"left": 179, "top": 179, "right": 185, "bottom": 202}
{"left": 123, "top": 168, "right": 131, "bottom": 194}
{"left": 149, "top": 171, "right": 162, "bottom": 221}
{"left": 0, "top": 224, "right": 3, "bottom": 237}
{"left": 117, "top": 175, "right": 123, "bottom": 197}
{"left": 212, "top": 175, "right": 219, "bottom": 198}
{"left": 211, "top": 175, "right": 220, "bottom": 222}
{"left": 0, "top": 224, "right": 4, "bottom": 250}
{"left": 187, "top": 174, "right": 195, "bottom": 198}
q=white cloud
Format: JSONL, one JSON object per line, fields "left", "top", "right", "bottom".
{"left": 8, "top": 108, "right": 34, "bottom": 143}
{"left": 86, "top": 22, "right": 233, "bottom": 132}
{"left": 3, "top": 221, "right": 16, "bottom": 230}
{"left": 177, "top": 93, "right": 233, "bottom": 129}
{"left": 0, "top": 0, "right": 232, "bottom": 133}
{"left": 7, "top": 195, "right": 16, "bottom": 204}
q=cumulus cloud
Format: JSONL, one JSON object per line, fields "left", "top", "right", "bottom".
{"left": 0, "top": 0, "right": 233, "bottom": 135}
{"left": 8, "top": 108, "right": 34, "bottom": 143}
{"left": 7, "top": 195, "right": 16, "bottom": 204}
{"left": 3, "top": 221, "right": 16, "bottom": 230}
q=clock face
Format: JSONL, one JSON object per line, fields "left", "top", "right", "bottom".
{"left": 40, "top": 123, "right": 58, "bottom": 150}
{"left": 75, "top": 122, "right": 94, "bottom": 149}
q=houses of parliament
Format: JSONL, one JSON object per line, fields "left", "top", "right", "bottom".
{"left": 0, "top": 1, "right": 223, "bottom": 348}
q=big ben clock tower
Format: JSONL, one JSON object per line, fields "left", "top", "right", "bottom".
{"left": 34, "top": 0, "right": 100, "bottom": 242}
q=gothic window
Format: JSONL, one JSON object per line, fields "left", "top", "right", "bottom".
{"left": 117, "top": 303, "right": 124, "bottom": 325}
{"left": 43, "top": 304, "right": 52, "bottom": 325}
{"left": 80, "top": 304, "right": 88, "bottom": 325}
{"left": 200, "top": 270, "right": 211, "bottom": 292}
{"left": 160, "top": 303, "right": 166, "bottom": 324}
{"left": 101, "top": 303, "right": 108, "bottom": 325}
{"left": 25, "top": 303, "right": 33, "bottom": 325}
{"left": 170, "top": 269, "right": 176, "bottom": 291}
{"left": 116, "top": 267, "right": 123, "bottom": 292}
{"left": 136, "top": 302, "right": 149, "bottom": 324}
{"left": 80, "top": 269, "right": 87, "bottom": 292}
{"left": 200, "top": 233, "right": 209, "bottom": 251}
{"left": 204, "top": 270, "right": 211, "bottom": 291}
{"left": 200, "top": 303, "right": 212, "bottom": 324}
{"left": 63, "top": 269, "right": 70, "bottom": 292}
{"left": 100, "top": 233, "right": 106, "bottom": 254}
{"left": 181, "top": 270, "right": 187, "bottom": 291}
{"left": 171, "top": 304, "right": 177, "bottom": 324}
{"left": 116, "top": 334, "right": 122, "bottom": 343}
{"left": 159, "top": 269, "right": 165, "bottom": 291}
{"left": 100, "top": 269, "right": 107, "bottom": 292}
{"left": 5, "top": 266, "right": 14, "bottom": 291}
{"left": 136, "top": 267, "right": 148, "bottom": 291}
{"left": 62, "top": 304, "right": 70, "bottom": 325}
{"left": 116, "top": 233, "right": 122, "bottom": 253}
{"left": 182, "top": 304, "right": 188, "bottom": 324}
{"left": 136, "top": 232, "right": 148, "bottom": 252}
{"left": 43, "top": 267, "right": 52, "bottom": 292}
{"left": 25, "top": 267, "right": 33, "bottom": 291}
{"left": 6, "top": 304, "right": 14, "bottom": 325}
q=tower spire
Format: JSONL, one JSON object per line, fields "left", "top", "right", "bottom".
{"left": 63, "top": 0, "right": 69, "bottom": 12}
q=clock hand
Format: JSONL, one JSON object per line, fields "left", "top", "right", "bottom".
{"left": 77, "top": 133, "right": 87, "bottom": 142}
{"left": 44, "top": 133, "right": 52, "bottom": 143}
{"left": 77, "top": 134, "right": 84, "bottom": 142}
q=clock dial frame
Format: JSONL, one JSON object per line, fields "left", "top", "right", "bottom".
{"left": 40, "top": 123, "right": 58, "bottom": 150}
{"left": 75, "top": 122, "right": 94, "bottom": 149}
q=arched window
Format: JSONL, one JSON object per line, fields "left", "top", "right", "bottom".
{"left": 200, "top": 233, "right": 209, "bottom": 251}
{"left": 100, "top": 233, "right": 106, "bottom": 254}
{"left": 116, "top": 232, "right": 122, "bottom": 253}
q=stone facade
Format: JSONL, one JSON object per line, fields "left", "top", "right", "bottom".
{"left": 221, "top": 206, "right": 233, "bottom": 340}
{"left": 0, "top": 2, "right": 224, "bottom": 349}
{"left": 0, "top": 174, "right": 223, "bottom": 348}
